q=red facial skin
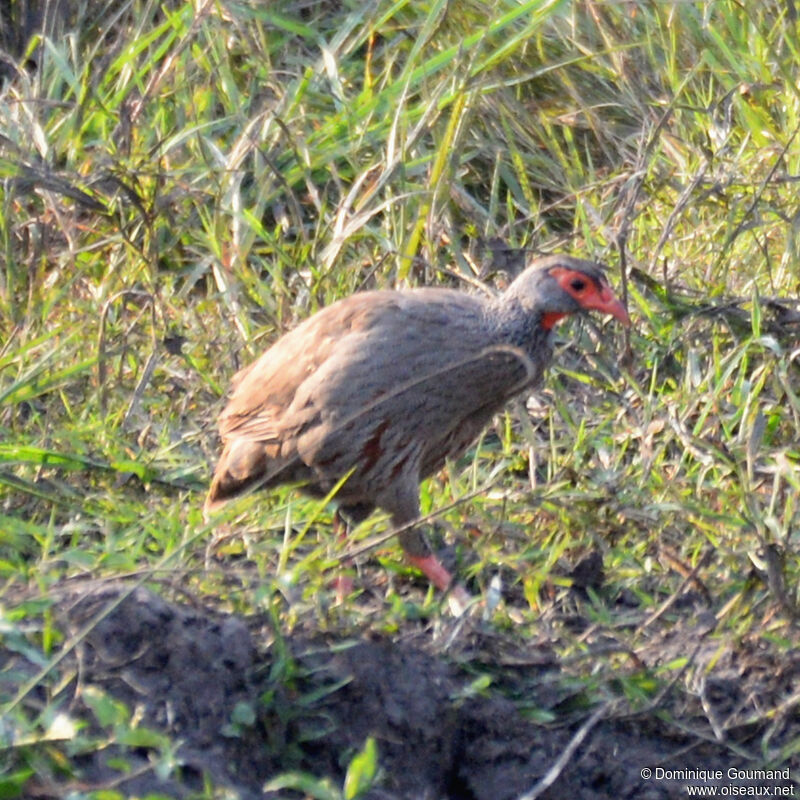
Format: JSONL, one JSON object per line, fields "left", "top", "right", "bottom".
{"left": 541, "top": 266, "right": 631, "bottom": 330}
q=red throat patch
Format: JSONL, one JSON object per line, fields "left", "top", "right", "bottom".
{"left": 541, "top": 311, "right": 568, "bottom": 329}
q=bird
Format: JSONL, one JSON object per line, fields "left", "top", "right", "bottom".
{"left": 205, "top": 255, "right": 630, "bottom": 609}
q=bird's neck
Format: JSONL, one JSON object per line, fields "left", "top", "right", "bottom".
{"left": 487, "top": 296, "right": 553, "bottom": 354}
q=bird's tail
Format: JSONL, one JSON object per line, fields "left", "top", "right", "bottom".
{"left": 203, "top": 439, "right": 269, "bottom": 519}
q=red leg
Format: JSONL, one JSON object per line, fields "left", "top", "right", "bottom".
{"left": 406, "top": 552, "right": 472, "bottom": 615}
{"left": 386, "top": 483, "right": 474, "bottom": 613}
{"left": 406, "top": 553, "right": 453, "bottom": 591}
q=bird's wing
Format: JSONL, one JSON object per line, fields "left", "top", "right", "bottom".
{"left": 217, "top": 291, "right": 414, "bottom": 445}
{"left": 289, "top": 289, "right": 544, "bottom": 463}
{"left": 311, "top": 290, "right": 538, "bottom": 415}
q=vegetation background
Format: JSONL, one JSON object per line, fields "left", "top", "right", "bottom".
{"left": 2, "top": 0, "right": 800, "bottom": 796}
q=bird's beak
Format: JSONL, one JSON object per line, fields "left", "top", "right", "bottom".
{"left": 587, "top": 283, "right": 631, "bottom": 326}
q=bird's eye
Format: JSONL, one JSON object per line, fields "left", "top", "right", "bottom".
{"left": 570, "top": 279, "right": 587, "bottom": 292}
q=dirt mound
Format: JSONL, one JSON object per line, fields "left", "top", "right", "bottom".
{"left": 8, "top": 584, "right": 797, "bottom": 798}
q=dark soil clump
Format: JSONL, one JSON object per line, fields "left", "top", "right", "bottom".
{"left": 6, "top": 584, "right": 797, "bottom": 799}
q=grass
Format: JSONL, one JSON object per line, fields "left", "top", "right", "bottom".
{"left": 2, "top": 0, "right": 800, "bottom": 795}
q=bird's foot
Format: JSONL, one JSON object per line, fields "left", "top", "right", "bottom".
{"left": 406, "top": 553, "right": 475, "bottom": 616}
{"left": 330, "top": 573, "right": 355, "bottom": 604}
{"left": 446, "top": 583, "right": 474, "bottom": 616}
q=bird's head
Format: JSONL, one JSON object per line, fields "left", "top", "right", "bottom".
{"left": 505, "top": 255, "right": 631, "bottom": 330}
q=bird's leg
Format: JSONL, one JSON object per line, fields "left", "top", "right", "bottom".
{"left": 330, "top": 503, "right": 373, "bottom": 603}
{"left": 332, "top": 509, "right": 355, "bottom": 601}
{"left": 398, "top": 529, "right": 473, "bottom": 615}
{"left": 398, "top": 528, "right": 454, "bottom": 591}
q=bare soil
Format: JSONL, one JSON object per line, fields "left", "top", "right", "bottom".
{"left": 7, "top": 582, "right": 798, "bottom": 799}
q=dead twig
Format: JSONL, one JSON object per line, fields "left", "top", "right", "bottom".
{"left": 516, "top": 700, "right": 614, "bottom": 800}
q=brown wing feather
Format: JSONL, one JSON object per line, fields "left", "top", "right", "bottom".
{"left": 217, "top": 298, "right": 375, "bottom": 438}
